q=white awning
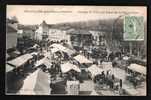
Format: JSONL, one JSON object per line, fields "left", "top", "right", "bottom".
{"left": 50, "top": 43, "right": 65, "bottom": 49}
{"left": 13, "top": 50, "right": 21, "bottom": 55}
{"left": 50, "top": 43, "right": 75, "bottom": 55}
{"left": 123, "top": 56, "right": 130, "bottom": 60}
{"left": 74, "top": 54, "right": 93, "bottom": 64}
{"left": 128, "top": 63, "right": 146, "bottom": 75}
{"left": 50, "top": 47, "right": 60, "bottom": 53}
{"left": 6, "top": 64, "right": 15, "bottom": 73}
{"left": 61, "top": 62, "right": 81, "bottom": 73}
{"left": 7, "top": 54, "right": 33, "bottom": 67}
{"left": 87, "top": 64, "right": 103, "bottom": 78}
{"left": 33, "top": 44, "right": 40, "bottom": 48}
{"left": 30, "top": 52, "right": 38, "bottom": 56}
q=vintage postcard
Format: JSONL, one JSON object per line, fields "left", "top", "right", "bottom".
{"left": 6, "top": 5, "right": 147, "bottom": 96}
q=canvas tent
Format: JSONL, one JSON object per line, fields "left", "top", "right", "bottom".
{"left": 50, "top": 47, "right": 60, "bottom": 54}
{"left": 61, "top": 62, "right": 81, "bottom": 73}
{"left": 7, "top": 54, "right": 33, "bottom": 67}
{"left": 128, "top": 63, "right": 146, "bottom": 75}
{"left": 6, "top": 64, "right": 15, "bottom": 73}
{"left": 74, "top": 55, "right": 93, "bottom": 64}
{"left": 50, "top": 43, "right": 75, "bottom": 55}
{"left": 87, "top": 64, "right": 103, "bottom": 79}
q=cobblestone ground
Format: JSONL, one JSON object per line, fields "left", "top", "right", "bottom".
{"left": 18, "top": 68, "right": 40, "bottom": 95}
{"left": 34, "top": 69, "right": 50, "bottom": 95}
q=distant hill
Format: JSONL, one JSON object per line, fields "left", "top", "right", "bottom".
{"left": 52, "top": 18, "right": 123, "bottom": 32}
{"left": 51, "top": 18, "right": 124, "bottom": 42}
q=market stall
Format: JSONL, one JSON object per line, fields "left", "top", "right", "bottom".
{"left": 60, "top": 62, "right": 81, "bottom": 82}
{"left": 7, "top": 54, "right": 33, "bottom": 68}
{"left": 6, "top": 64, "right": 15, "bottom": 73}
{"left": 50, "top": 47, "right": 61, "bottom": 54}
{"left": 50, "top": 44, "right": 73, "bottom": 62}
{"left": 126, "top": 63, "right": 146, "bottom": 87}
{"left": 127, "top": 64, "right": 146, "bottom": 75}
{"left": 61, "top": 62, "right": 81, "bottom": 73}
{"left": 74, "top": 54, "right": 93, "bottom": 64}
{"left": 7, "top": 54, "right": 33, "bottom": 75}
{"left": 73, "top": 54, "right": 93, "bottom": 72}
{"left": 50, "top": 43, "right": 75, "bottom": 56}
{"left": 87, "top": 64, "right": 103, "bottom": 80}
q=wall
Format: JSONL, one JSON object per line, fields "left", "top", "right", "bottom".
{"left": 24, "top": 30, "right": 35, "bottom": 39}
{"left": 48, "top": 29, "right": 68, "bottom": 41}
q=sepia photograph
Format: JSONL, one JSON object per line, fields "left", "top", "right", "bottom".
{"left": 5, "top": 5, "right": 147, "bottom": 96}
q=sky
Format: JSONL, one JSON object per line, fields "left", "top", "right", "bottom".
{"left": 7, "top": 5, "right": 147, "bottom": 25}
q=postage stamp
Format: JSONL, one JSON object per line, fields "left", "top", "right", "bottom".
{"left": 124, "top": 16, "right": 144, "bottom": 41}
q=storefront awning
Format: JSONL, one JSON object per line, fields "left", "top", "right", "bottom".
{"left": 7, "top": 54, "right": 33, "bottom": 67}
{"left": 128, "top": 64, "right": 146, "bottom": 75}
{"left": 61, "top": 62, "right": 81, "bottom": 73}
{"left": 6, "top": 64, "right": 15, "bottom": 73}
{"left": 87, "top": 64, "right": 103, "bottom": 78}
{"left": 74, "top": 54, "right": 93, "bottom": 64}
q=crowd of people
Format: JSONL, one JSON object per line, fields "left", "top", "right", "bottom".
{"left": 94, "top": 70, "right": 123, "bottom": 91}
{"left": 7, "top": 38, "right": 145, "bottom": 95}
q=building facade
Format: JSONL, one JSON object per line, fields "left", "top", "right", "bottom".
{"left": 35, "top": 20, "right": 69, "bottom": 42}
{"left": 6, "top": 19, "right": 18, "bottom": 50}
